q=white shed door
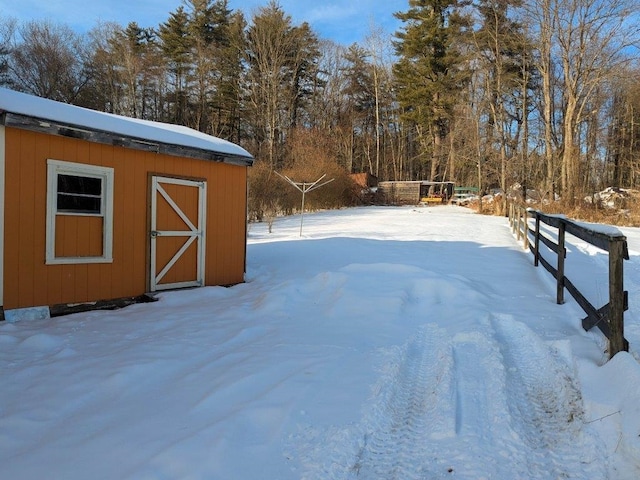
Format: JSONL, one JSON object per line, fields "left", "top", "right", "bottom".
{"left": 150, "top": 176, "right": 206, "bottom": 291}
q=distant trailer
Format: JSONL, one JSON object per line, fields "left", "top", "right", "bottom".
{"left": 454, "top": 186, "right": 479, "bottom": 195}
{"left": 378, "top": 181, "right": 454, "bottom": 205}
{"left": 0, "top": 88, "right": 254, "bottom": 321}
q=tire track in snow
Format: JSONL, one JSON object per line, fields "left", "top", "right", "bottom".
{"left": 351, "top": 325, "right": 455, "bottom": 480}
{"left": 299, "top": 318, "right": 608, "bottom": 479}
{"left": 306, "top": 324, "right": 514, "bottom": 479}
{"left": 491, "top": 313, "right": 608, "bottom": 479}
{"left": 448, "top": 327, "right": 529, "bottom": 479}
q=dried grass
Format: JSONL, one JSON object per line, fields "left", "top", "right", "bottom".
{"left": 491, "top": 197, "right": 640, "bottom": 227}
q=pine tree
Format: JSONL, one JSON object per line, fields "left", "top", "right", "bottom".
{"left": 211, "top": 10, "right": 246, "bottom": 142}
{"left": 159, "top": 6, "right": 192, "bottom": 125}
{"left": 393, "top": 0, "right": 472, "bottom": 183}
{"left": 287, "top": 22, "right": 322, "bottom": 130}
{"left": 185, "top": 0, "right": 219, "bottom": 131}
{"left": 342, "top": 44, "right": 377, "bottom": 175}
{"left": 184, "top": 0, "right": 245, "bottom": 138}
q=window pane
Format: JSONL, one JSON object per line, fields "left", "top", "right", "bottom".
{"left": 56, "top": 174, "right": 102, "bottom": 214}
{"left": 57, "top": 193, "right": 102, "bottom": 214}
{"left": 58, "top": 174, "right": 102, "bottom": 195}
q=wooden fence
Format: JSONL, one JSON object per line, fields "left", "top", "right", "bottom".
{"left": 508, "top": 203, "right": 629, "bottom": 358}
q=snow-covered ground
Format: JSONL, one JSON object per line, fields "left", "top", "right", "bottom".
{"left": 2, "top": 205, "right": 640, "bottom": 479}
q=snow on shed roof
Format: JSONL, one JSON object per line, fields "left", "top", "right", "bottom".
{"left": 0, "top": 88, "right": 253, "bottom": 166}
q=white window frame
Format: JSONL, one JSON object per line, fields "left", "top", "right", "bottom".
{"left": 46, "top": 159, "right": 114, "bottom": 264}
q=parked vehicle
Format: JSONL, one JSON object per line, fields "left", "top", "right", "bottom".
{"left": 450, "top": 193, "right": 477, "bottom": 206}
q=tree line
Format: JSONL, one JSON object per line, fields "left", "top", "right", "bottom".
{"left": 2, "top": 0, "right": 640, "bottom": 216}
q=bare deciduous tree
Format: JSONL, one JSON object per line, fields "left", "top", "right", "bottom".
{"left": 9, "top": 20, "right": 92, "bottom": 103}
{"left": 244, "top": 1, "right": 320, "bottom": 169}
{"left": 526, "top": 0, "right": 640, "bottom": 201}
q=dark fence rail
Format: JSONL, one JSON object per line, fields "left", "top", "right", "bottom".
{"left": 508, "top": 203, "right": 629, "bottom": 358}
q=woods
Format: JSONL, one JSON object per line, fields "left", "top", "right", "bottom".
{"left": 2, "top": 0, "right": 640, "bottom": 216}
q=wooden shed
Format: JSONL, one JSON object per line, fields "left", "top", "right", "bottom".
{"left": 378, "top": 180, "right": 454, "bottom": 205}
{"left": 0, "top": 88, "right": 254, "bottom": 321}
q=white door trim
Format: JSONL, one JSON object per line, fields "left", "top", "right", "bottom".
{"left": 150, "top": 176, "right": 207, "bottom": 291}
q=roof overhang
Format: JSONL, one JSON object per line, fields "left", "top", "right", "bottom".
{"left": 1, "top": 112, "right": 253, "bottom": 167}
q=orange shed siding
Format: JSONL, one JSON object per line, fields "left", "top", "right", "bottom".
{"left": 3, "top": 127, "right": 248, "bottom": 310}
{"left": 55, "top": 216, "right": 104, "bottom": 257}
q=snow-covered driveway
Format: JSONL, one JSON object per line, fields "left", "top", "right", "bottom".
{"left": 2, "top": 206, "right": 640, "bottom": 479}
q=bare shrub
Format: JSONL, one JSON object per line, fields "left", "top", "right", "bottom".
{"left": 248, "top": 161, "right": 289, "bottom": 223}
{"left": 522, "top": 195, "right": 640, "bottom": 227}
{"left": 280, "top": 128, "right": 360, "bottom": 210}
{"left": 248, "top": 129, "right": 363, "bottom": 227}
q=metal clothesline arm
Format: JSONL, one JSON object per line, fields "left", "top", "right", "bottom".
{"left": 274, "top": 171, "right": 335, "bottom": 236}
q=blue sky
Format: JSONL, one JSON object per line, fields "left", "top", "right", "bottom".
{"left": 2, "top": 0, "right": 407, "bottom": 45}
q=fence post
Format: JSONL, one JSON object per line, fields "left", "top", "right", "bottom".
{"left": 609, "top": 239, "right": 626, "bottom": 356}
{"left": 557, "top": 222, "right": 566, "bottom": 304}
{"left": 534, "top": 212, "right": 540, "bottom": 267}
{"left": 522, "top": 209, "right": 529, "bottom": 250}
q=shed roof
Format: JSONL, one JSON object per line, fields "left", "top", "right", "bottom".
{"left": 0, "top": 88, "right": 253, "bottom": 166}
